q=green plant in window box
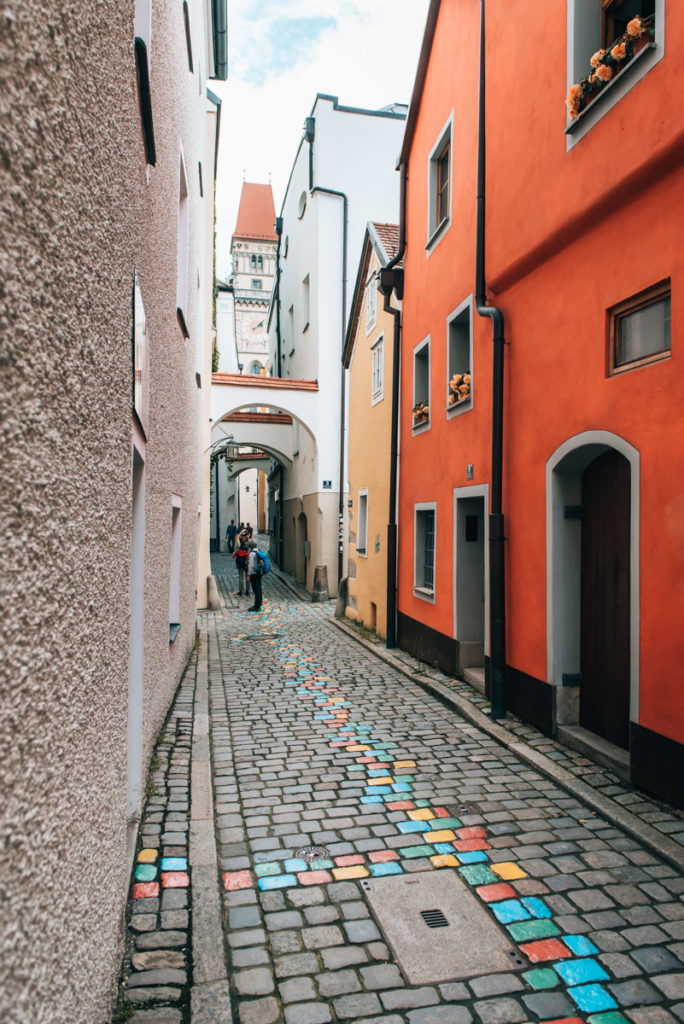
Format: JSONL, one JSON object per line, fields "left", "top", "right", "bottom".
{"left": 566, "top": 14, "right": 654, "bottom": 120}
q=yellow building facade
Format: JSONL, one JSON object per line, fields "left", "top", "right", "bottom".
{"left": 343, "top": 223, "right": 401, "bottom": 638}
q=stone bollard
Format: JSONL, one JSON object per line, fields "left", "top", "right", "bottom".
{"left": 335, "top": 576, "right": 348, "bottom": 618}
{"left": 311, "top": 565, "right": 329, "bottom": 603}
{"left": 207, "top": 575, "right": 224, "bottom": 610}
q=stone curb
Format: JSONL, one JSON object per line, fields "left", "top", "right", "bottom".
{"left": 328, "top": 615, "right": 684, "bottom": 876}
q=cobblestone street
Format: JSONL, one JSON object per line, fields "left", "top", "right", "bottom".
{"left": 119, "top": 553, "right": 684, "bottom": 1024}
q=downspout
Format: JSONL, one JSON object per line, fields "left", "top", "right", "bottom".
{"left": 475, "top": 0, "right": 506, "bottom": 721}
{"left": 310, "top": 180, "right": 349, "bottom": 592}
{"left": 275, "top": 216, "right": 283, "bottom": 377}
{"left": 380, "top": 162, "right": 408, "bottom": 649}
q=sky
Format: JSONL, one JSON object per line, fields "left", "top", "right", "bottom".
{"left": 210, "top": 0, "right": 430, "bottom": 280}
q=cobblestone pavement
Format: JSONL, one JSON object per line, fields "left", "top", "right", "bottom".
{"left": 117, "top": 552, "right": 684, "bottom": 1024}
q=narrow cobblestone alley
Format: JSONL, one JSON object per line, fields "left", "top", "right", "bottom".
{"left": 119, "top": 554, "right": 684, "bottom": 1024}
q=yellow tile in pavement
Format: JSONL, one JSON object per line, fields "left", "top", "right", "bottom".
{"left": 332, "top": 865, "right": 369, "bottom": 880}
{"left": 367, "top": 777, "right": 394, "bottom": 786}
{"left": 327, "top": 697, "right": 345, "bottom": 703}
{"left": 491, "top": 862, "right": 528, "bottom": 880}
{"left": 408, "top": 809, "right": 435, "bottom": 821}
{"left": 430, "top": 854, "right": 459, "bottom": 868}
{"left": 346, "top": 745, "right": 371, "bottom": 752}
{"left": 427, "top": 830, "right": 456, "bottom": 843}
{"left": 137, "top": 849, "right": 158, "bottom": 863}
{"left": 393, "top": 761, "right": 416, "bottom": 769}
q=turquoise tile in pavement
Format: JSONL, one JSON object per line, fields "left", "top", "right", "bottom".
{"left": 521, "top": 896, "right": 552, "bottom": 918}
{"left": 586, "top": 1014, "right": 629, "bottom": 1024}
{"left": 368, "top": 769, "right": 390, "bottom": 777}
{"left": 458, "top": 864, "right": 498, "bottom": 885}
{"left": 383, "top": 742, "right": 398, "bottom": 748}
{"left": 507, "top": 919, "right": 560, "bottom": 942}
{"left": 309, "top": 858, "right": 334, "bottom": 870}
{"left": 348, "top": 764, "right": 365, "bottom": 772}
{"left": 254, "top": 862, "right": 282, "bottom": 877}
{"left": 370, "top": 862, "right": 403, "bottom": 877}
{"left": 400, "top": 845, "right": 436, "bottom": 858}
{"left": 429, "top": 817, "right": 461, "bottom": 829}
{"left": 554, "top": 959, "right": 609, "bottom": 986}
{"left": 365, "top": 786, "right": 390, "bottom": 795}
{"left": 392, "top": 782, "right": 412, "bottom": 793}
{"left": 522, "top": 967, "right": 559, "bottom": 990}
{"left": 257, "top": 874, "right": 297, "bottom": 891}
{"left": 414, "top": 799, "right": 431, "bottom": 807}
{"left": 456, "top": 851, "right": 487, "bottom": 863}
{"left": 161, "top": 857, "right": 187, "bottom": 871}
{"left": 568, "top": 984, "right": 617, "bottom": 1014}
{"left": 564, "top": 934, "right": 599, "bottom": 956}
{"left": 361, "top": 795, "right": 384, "bottom": 804}
{"left": 433, "top": 842, "right": 455, "bottom": 855}
{"left": 397, "top": 820, "right": 430, "bottom": 834}
{"left": 284, "top": 858, "right": 309, "bottom": 873}
{"left": 394, "top": 774, "right": 414, "bottom": 782}
{"left": 490, "top": 899, "right": 531, "bottom": 924}
{"left": 134, "top": 864, "right": 157, "bottom": 882}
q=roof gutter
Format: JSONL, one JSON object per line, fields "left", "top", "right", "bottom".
{"left": 475, "top": 0, "right": 506, "bottom": 720}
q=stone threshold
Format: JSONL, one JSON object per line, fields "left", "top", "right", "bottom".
{"left": 328, "top": 615, "right": 684, "bottom": 875}
{"left": 558, "top": 724, "right": 631, "bottom": 784}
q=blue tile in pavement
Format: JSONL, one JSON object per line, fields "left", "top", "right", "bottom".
{"left": 568, "top": 984, "right": 617, "bottom": 1013}
{"left": 554, "top": 959, "right": 610, "bottom": 986}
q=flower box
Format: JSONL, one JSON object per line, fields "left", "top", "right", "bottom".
{"left": 448, "top": 372, "right": 471, "bottom": 408}
{"left": 412, "top": 402, "right": 430, "bottom": 427}
{"left": 566, "top": 14, "right": 654, "bottom": 121}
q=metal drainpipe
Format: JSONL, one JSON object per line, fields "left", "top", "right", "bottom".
{"left": 475, "top": 0, "right": 506, "bottom": 720}
{"left": 310, "top": 184, "right": 348, "bottom": 593}
{"left": 380, "top": 163, "right": 408, "bottom": 649}
{"left": 275, "top": 217, "right": 283, "bottom": 378}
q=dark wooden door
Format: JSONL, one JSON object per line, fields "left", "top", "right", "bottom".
{"left": 580, "top": 449, "right": 631, "bottom": 748}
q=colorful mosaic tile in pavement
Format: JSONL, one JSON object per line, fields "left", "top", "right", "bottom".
{"left": 220, "top": 601, "right": 642, "bottom": 1023}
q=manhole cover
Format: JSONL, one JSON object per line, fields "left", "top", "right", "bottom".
{"left": 361, "top": 870, "right": 517, "bottom": 984}
{"left": 296, "top": 845, "right": 330, "bottom": 862}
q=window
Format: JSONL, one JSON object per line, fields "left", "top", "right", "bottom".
{"left": 198, "top": 161, "right": 203, "bottom": 197}
{"left": 249, "top": 362, "right": 262, "bottom": 375}
{"left": 302, "top": 275, "right": 310, "bottom": 331}
{"left": 371, "top": 335, "right": 384, "bottom": 405}
{"left": 412, "top": 337, "right": 430, "bottom": 431}
{"left": 176, "top": 154, "right": 189, "bottom": 338}
{"left": 365, "top": 271, "right": 377, "bottom": 332}
{"left": 132, "top": 272, "right": 150, "bottom": 435}
{"left": 567, "top": 0, "right": 662, "bottom": 143}
{"left": 414, "top": 504, "right": 436, "bottom": 599}
{"left": 182, "top": 0, "right": 194, "bottom": 72}
{"left": 447, "top": 299, "right": 473, "bottom": 415}
{"left": 251, "top": 279, "right": 262, "bottom": 290}
{"left": 134, "top": 0, "right": 155, "bottom": 165}
{"left": 298, "top": 192, "right": 307, "bottom": 218}
{"left": 251, "top": 254, "right": 257, "bottom": 269}
{"left": 609, "top": 280, "right": 671, "bottom": 374}
{"left": 427, "top": 115, "right": 452, "bottom": 246}
{"left": 288, "top": 305, "right": 294, "bottom": 353}
{"left": 258, "top": 255, "right": 263, "bottom": 271}
{"left": 169, "top": 498, "right": 182, "bottom": 642}
{"left": 357, "top": 490, "right": 369, "bottom": 556}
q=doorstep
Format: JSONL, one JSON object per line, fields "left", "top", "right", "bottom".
{"left": 557, "top": 724, "right": 631, "bottom": 783}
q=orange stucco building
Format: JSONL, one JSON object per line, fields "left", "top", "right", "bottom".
{"left": 395, "top": 0, "right": 683, "bottom": 807}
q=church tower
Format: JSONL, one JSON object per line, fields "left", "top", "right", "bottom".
{"left": 230, "top": 182, "right": 277, "bottom": 375}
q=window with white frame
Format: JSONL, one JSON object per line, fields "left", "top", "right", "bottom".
{"left": 412, "top": 336, "right": 430, "bottom": 430}
{"left": 414, "top": 504, "right": 436, "bottom": 597}
{"left": 427, "top": 115, "right": 452, "bottom": 245}
{"left": 133, "top": 272, "right": 150, "bottom": 435}
{"left": 447, "top": 299, "right": 473, "bottom": 414}
{"left": 357, "top": 490, "right": 369, "bottom": 556}
{"left": 365, "top": 270, "right": 377, "bottom": 332}
{"left": 567, "top": 0, "right": 661, "bottom": 141}
{"left": 371, "top": 335, "right": 384, "bottom": 404}
{"left": 169, "top": 498, "right": 182, "bottom": 642}
{"left": 176, "top": 154, "right": 190, "bottom": 338}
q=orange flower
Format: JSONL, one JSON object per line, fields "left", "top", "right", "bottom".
{"left": 611, "top": 41, "right": 627, "bottom": 61}
{"left": 590, "top": 48, "right": 606, "bottom": 67}
{"left": 627, "top": 16, "right": 643, "bottom": 37}
{"left": 596, "top": 63, "right": 613, "bottom": 81}
{"left": 566, "top": 83, "right": 582, "bottom": 115}
{"left": 589, "top": 72, "right": 597, "bottom": 85}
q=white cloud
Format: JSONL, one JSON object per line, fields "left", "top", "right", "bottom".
{"left": 211, "top": 0, "right": 429, "bottom": 278}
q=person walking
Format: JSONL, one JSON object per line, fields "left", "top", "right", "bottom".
{"left": 246, "top": 540, "right": 262, "bottom": 612}
{"left": 233, "top": 538, "right": 250, "bottom": 596}
{"left": 226, "top": 519, "right": 237, "bottom": 553}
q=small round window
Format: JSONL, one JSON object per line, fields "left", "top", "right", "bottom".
{"left": 297, "top": 192, "right": 307, "bottom": 219}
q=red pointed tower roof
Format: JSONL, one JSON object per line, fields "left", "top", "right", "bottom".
{"left": 232, "top": 182, "right": 277, "bottom": 244}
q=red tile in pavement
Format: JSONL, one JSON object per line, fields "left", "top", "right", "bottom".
{"left": 334, "top": 854, "right": 365, "bottom": 867}
{"left": 133, "top": 882, "right": 159, "bottom": 899}
{"left": 387, "top": 800, "right": 415, "bottom": 811}
{"left": 161, "top": 871, "right": 189, "bottom": 888}
{"left": 519, "top": 938, "right": 573, "bottom": 962}
{"left": 356, "top": 756, "right": 377, "bottom": 763}
{"left": 433, "top": 807, "right": 451, "bottom": 817}
{"left": 453, "top": 838, "right": 490, "bottom": 852}
{"left": 223, "top": 870, "right": 253, "bottom": 891}
{"left": 476, "top": 882, "right": 516, "bottom": 902}
{"left": 543, "top": 1020, "right": 585, "bottom": 1024}
{"left": 369, "top": 849, "right": 400, "bottom": 863}
{"left": 299, "top": 870, "right": 332, "bottom": 885}
{"left": 456, "top": 826, "right": 487, "bottom": 839}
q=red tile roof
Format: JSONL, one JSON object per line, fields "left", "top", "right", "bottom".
{"left": 213, "top": 373, "right": 318, "bottom": 391}
{"left": 371, "top": 222, "right": 403, "bottom": 267}
{"left": 232, "top": 183, "right": 277, "bottom": 242}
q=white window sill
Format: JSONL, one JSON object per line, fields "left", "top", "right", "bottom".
{"left": 447, "top": 396, "right": 472, "bottom": 419}
{"left": 356, "top": 548, "right": 368, "bottom": 559}
{"left": 371, "top": 390, "right": 384, "bottom": 406}
{"left": 426, "top": 217, "right": 450, "bottom": 252}
{"left": 412, "top": 418, "right": 430, "bottom": 436}
{"left": 413, "top": 586, "right": 435, "bottom": 604}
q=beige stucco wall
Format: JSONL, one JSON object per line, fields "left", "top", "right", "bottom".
{"left": 1, "top": 2, "right": 216, "bottom": 1020}
{"left": 346, "top": 256, "right": 394, "bottom": 637}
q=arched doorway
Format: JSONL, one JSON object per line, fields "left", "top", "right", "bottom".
{"left": 547, "top": 432, "right": 640, "bottom": 749}
{"left": 296, "top": 512, "right": 308, "bottom": 584}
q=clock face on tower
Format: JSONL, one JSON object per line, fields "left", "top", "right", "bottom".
{"left": 236, "top": 310, "right": 268, "bottom": 353}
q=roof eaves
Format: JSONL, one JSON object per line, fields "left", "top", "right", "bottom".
{"left": 399, "top": 0, "right": 441, "bottom": 166}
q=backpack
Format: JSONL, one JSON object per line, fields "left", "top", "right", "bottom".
{"left": 257, "top": 551, "right": 270, "bottom": 574}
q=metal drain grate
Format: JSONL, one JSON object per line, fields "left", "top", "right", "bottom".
{"left": 296, "top": 845, "right": 330, "bottom": 862}
{"left": 420, "top": 908, "right": 449, "bottom": 929}
{"left": 506, "top": 948, "right": 528, "bottom": 969}
{"left": 228, "top": 633, "right": 281, "bottom": 642}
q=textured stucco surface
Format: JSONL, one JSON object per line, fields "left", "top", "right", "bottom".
{"left": 0, "top": 2, "right": 214, "bottom": 1020}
